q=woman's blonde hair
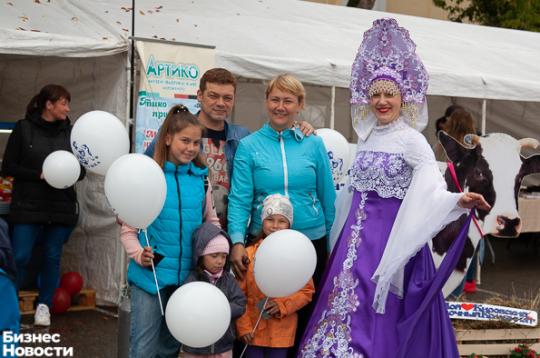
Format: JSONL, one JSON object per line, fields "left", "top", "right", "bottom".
{"left": 153, "top": 104, "right": 206, "bottom": 168}
{"left": 435, "top": 108, "right": 477, "bottom": 160}
{"left": 265, "top": 74, "right": 306, "bottom": 110}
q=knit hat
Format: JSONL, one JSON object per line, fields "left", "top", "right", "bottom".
{"left": 261, "top": 194, "right": 294, "bottom": 226}
{"left": 200, "top": 234, "right": 230, "bottom": 256}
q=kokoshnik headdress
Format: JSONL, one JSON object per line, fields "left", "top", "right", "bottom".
{"left": 350, "top": 18, "right": 429, "bottom": 140}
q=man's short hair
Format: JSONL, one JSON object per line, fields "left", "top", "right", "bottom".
{"left": 200, "top": 68, "right": 237, "bottom": 94}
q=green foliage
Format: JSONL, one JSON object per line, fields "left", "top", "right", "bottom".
{"left": 510, "top": 344, "right": 540, "bottom": 358}
{"left": 432, "top": 0, "right": 540, "bottom": 32}
{"left": 462, "top": 354, "right": 484, "bottom": 358}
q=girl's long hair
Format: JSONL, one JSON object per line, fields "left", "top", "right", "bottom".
{"left": 153, "top": 104, "right": 206, "bottom": 168}
{"left": 246, "top": 229, "right": 267, "bottom": 248}
{"left": 445, "top": 109, "right": 477, "bottom": 145}
{"left": 435, "top": 108, "right": 476, "bottom": 161}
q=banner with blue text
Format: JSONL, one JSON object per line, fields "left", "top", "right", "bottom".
{"left": 135, "top": 40, "right": 215, "bottom": 153}
{"left": 446, "top": 301, "right": 538, "bottom": 327}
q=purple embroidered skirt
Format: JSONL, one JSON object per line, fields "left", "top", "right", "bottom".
{"left": 298, "top": 189, "right": 465, "bottom": 358}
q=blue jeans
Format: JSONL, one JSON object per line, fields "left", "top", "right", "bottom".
{"left": 449, "top": 238, "right": 485, "bottom": 299}
{"left": 129, "top": 284, "right": 181, "bottom": 358}
{"left": 12, "top": 224, "right": 73, "bottom": 307}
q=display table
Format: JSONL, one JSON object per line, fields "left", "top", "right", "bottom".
{"left": 518, "top": 197, "right": 540, "bottom": 233}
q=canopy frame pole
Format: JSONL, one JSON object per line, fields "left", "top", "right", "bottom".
{"left": 124, "top": 0, "right": 136, "bottom": 147}
{"left": 481, "top": 99, "right": 487, "bottom": 135}
{"left": 330, "top": 86, "right": 336, "bottom": 129}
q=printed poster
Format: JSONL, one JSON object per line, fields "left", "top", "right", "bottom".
{"left": 134, "top": 40, "right": 215, "bottom": 153}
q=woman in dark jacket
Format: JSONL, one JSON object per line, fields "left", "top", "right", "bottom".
{"left": 2, "top": 84, "right": 86, "bottom": 326}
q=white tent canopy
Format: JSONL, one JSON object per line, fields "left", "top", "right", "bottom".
{"left": 85, "top": 0, "right": 540, "bottom": 148}
{"left": 2, "top": 0, "right": 539, "bottom": 304}
{"left": 86, "top": 0, "right": 540, "bottom": 101}
{"left": 1, "top": 0, "right": 128, "bottom": 57}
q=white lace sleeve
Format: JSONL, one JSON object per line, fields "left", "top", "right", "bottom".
{"left": 403, "top": 130, "right": 436, "bottom": 170}
{"left": 371, "top": 161, "right": 468, "bottom": 314}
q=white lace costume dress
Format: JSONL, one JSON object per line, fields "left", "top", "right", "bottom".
{"left": 298, "top": 117, "right": 470, "bottom": 358}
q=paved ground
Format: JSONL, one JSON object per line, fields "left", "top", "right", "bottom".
{"left": 12, "top": 233, "right": 540, "bottom": 358}
{"left": 17, "top": 306, "right": 119, "bottom": 358}
{"left": 465, "top": 233, "right": 540, "bottom": 302}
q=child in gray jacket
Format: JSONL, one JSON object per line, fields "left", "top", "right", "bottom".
{"left": 180, "top": 222, "right": 246, "bottom": 357}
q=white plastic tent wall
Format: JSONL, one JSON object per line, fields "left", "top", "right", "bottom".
{"left": 0, "top": 0, "right": 130, "bottom": 304}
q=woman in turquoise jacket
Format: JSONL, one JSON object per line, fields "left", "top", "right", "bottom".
{"left": 228, "top": 74, "right": 336, "bottom": 358}
{"left": 228, "top": 74, "right": 336, "bottom": 288}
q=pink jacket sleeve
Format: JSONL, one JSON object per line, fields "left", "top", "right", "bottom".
{"left": 120, "top": 224, "right": 144, "bottom": 266}
{"left": 120, "top": 184, "right": 219, "bottom": 267}
{"left": 203, "top": 184, "right": 221, "bottom": 228}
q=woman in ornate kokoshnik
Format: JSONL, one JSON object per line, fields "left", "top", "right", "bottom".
{"left": 298, "top": 18, "right": 490, "bottom": 358}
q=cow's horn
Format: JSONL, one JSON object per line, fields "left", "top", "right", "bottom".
{"left": 519, "top": 138, "right": 540, "bottom": 149}
{"left": 464, "top": 134, "right": 480, "bottom": 147}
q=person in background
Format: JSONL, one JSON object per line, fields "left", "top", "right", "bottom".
{"left": 0, "top": 217, "right": 17, "bottom": 288}
{"left": 433, "top": 108, "right": 477, "bottom": 162}
{"left": 180, "top": 222, "right": 246, "bottom": 358}
{"left": 0, "top": 215, "right": 20, "bottom": 357}
{"left": 120, "top": 105, "right": 219, "bottom": 358}
{"left": 434, "top": 104, "right": 464, "bottom": 143}
{"left": 435, "top": 116, "right": 447, "bottom": 137}
{"left": 434, "top": 108, "right": 484, "bottom": 296}
{"left": 144, "top": 68, "right": 315, "bottom": 230}
{"left": 2, "top": 84, "right": 86, "bottom": 327}
{"left": 236, "top": 194, "right": 314, "bottom": 358}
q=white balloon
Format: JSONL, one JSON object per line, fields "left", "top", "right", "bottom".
{"left": 336, "top": 143, "right": 359, "bottom": 192}
{"left": 71, "top": 110, "right": 129, "bottom": 176}
{"left": 317, "top": 128, "right": 351, "bottom": 186}
{"left": 254, "top": 229, "right": 316, "bottom": 298}
{"left": 42, "top": 150, "right": 81, "bottom": 189}
{"left": 104, "top": 154, "right": 166, "bottom": 229}
{"left": 165, "top": 282, "right": 231, "bottom": 348}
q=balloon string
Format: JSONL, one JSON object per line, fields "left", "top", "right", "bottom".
{"left": 144, "top": 228, "right": 164, "bottom": 316}
{"left": 239, "top": 297, "right": 269, "bottom": 358}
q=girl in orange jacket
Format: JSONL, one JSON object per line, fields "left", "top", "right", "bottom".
{"left": 235, "top": 194, "right": 315, "bottom": 358}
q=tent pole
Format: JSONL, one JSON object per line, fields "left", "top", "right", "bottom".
{"left": 128, "top": 0, "right": 136, "bottom": 144}
{"left": 330, "top": 86, "right": 335, "bottom": 130}
{"left": 481, "top": 99, "right": 486, "bottom": 135}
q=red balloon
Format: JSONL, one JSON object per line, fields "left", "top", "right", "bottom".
{"left": 50, "top": 287, "right": 71, "bottom": 315}
{"left": 60, "top": 271, "right": 83, "bottom": 295}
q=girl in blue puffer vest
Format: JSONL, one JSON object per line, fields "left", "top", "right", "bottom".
{"left": 120, "top": 105, "right": 220, "bottom": 358}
